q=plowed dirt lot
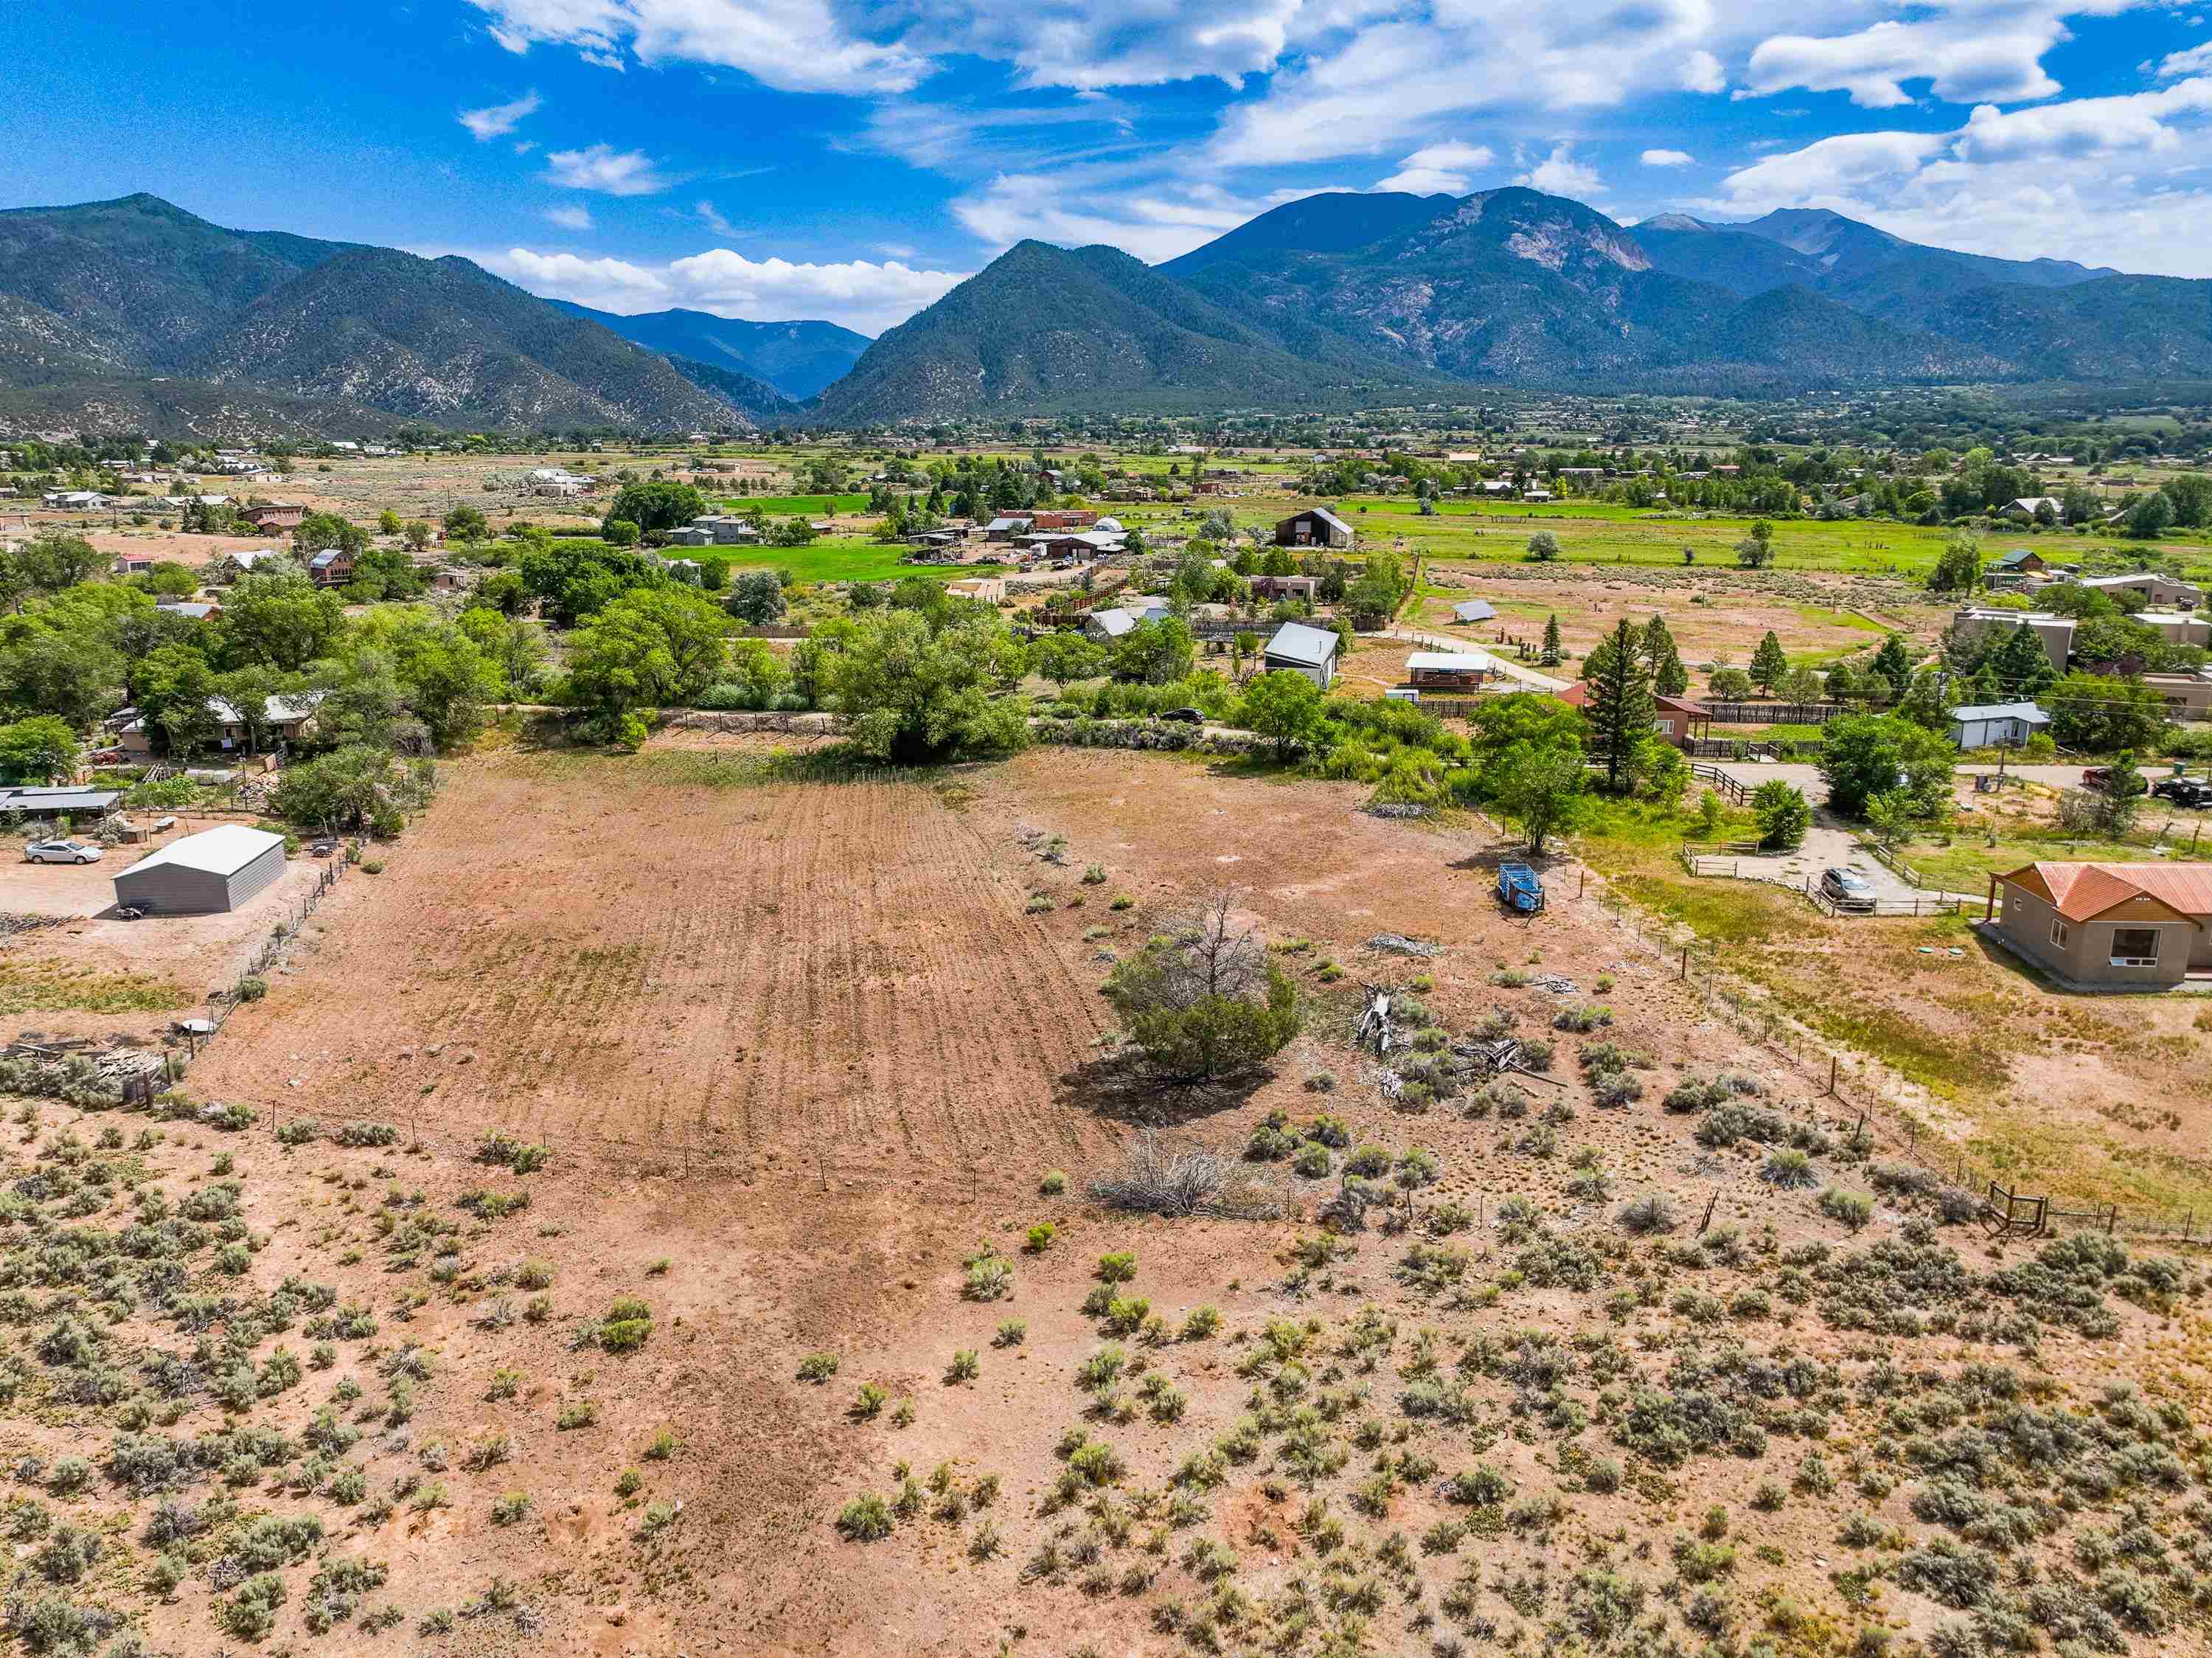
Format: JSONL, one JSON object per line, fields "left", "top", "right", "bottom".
{"left": 187, "top": 751, "right": 1114, "bottom": 1183}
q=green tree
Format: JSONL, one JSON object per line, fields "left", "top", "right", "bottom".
{"left": 1112, "top": 617, "right": 1195, "bottom": 686}
{"left": 0, "top": 631, "right": 124, "bottom": 729}
{"left": 1871, "top": 634, "right": 1913, "bottom": 690}
{"left": 1748, "top": 631, "right": 1789, "bottom": 696}
{"left": 293, "top": 512, "right": 368, "bottom": 558}
{"left": 2124, "top": 491, "right": 2175, "bottom": 538}
{"left": 1540, "top": 613, "right": 1562, "bottom": 666}
{"left": 271, "top": 745, "right": 394, "bottom": 831}
{"left": 1736, "top": 520, "right": 1775, "bottom": 569}
{"left": 218, "top": 569, "right": 345, "bottom": 672}
{"left": 1524, "top": 530, "right": 1562, "bottom": 563}
{"left": 1985, "top": 622, "right": 2059, "bottom": 698}
{"left": 2045, "top": 672, "right": 2166, "bottom": 753}
{"left": 2164, "top": 472, "right": 2212, "bottom": 529}
{"left": 376, "top": 509, "right": 403, "bottom": 536}
{"left": 1242, "top": 669, "right": 1329, "bottom": 760}
{"left": 15, "top": 532, "right": 101, "bottom": 593}
{"left": 1892, "top": 667, "right": 1954, "bottom": 732}
{"left": 390, "top": 620, "right": 495, "bottom": 747}
{"left": 1751, "top": 780, "right": 1809, "bottom": 850}
{"left": 1928, "top": 528, "right": 1983, "bottom": 594}
{"left": 1640, "top": 615, "right": 1688, "bottom": 697}
{"left": 1778, "top": 666, "right": 1823, "bottom": 706}
{"left": 602, "top": 518, "right": 641, "bottom": 549}
{"left": 602, "top": 481, "right": 706, "bottom": 539}
{"left": 1584, "top": 617, "right": 1655, "bottom": 794}
{"left": 2090, "top": 751, "right": 2145, "bottom": 836}
{"left": 133, "top": 562, "right": 201, "bottom": 600}
{"left": 1029, "top": 631, "right": 1107, "bottom": 692}
{"left": 726, "top": 570, "right": 786, "bottom": 625}
{"left": 827, "top": 608, "right": 1031, "bottom": 763}
{"left": 1818, "top": 714, "right": 1952, "bottom": 818}
{"left": 0, "top": 715, "right": 80, "bottom": 782}
{"left": 566, "top": 586, "right": 730, "bottom": 739}
{"left": 1488, "top": 737, "right": 1588, "bottom": 852}
{"left": 137, "top": 643, "right": 221, "bottom": 755}
{"left": 1100, "top": 895, "right": 1300, "bottom": 1083}
{"left": 1708, "top": 666, "right": 1753, "bottom": 700}
{"left": 443, "top": 504, "right": 490, "bottom": 543}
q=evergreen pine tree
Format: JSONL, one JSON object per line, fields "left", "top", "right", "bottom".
{"left": 1987, "top": 622, "right": 2058, "bottom": 698}
{"left": 1749, "top": 631, "right": 1790, "bottom": 696}
{"left": 1641, "top": 614, "right": 1689, "bottom": 697}
{"left": 1541, "top": 613, "right": 1562, "bottom": 666}
{"left": 1586, "top": 617, "right": 1657, "bottom": 794}
{"left": 1871, "top": 632, "right": 1913, "bottom": 687}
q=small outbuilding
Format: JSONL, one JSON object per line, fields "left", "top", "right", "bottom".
{"left": 112, "top": 825, "right": 287, "bottom": 916}
{"left": 1262, "top": 622, "right": 1341, "bottom": 689}
{"left": 1948, "top": 701, "right": 2049, "bottom": 749}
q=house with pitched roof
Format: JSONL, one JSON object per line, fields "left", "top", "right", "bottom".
{"left": 1990, "top": 861, "right": 2212, "bottom": 989}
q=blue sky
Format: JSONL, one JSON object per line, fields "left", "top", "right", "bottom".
{"left": 4, "top": 0, "right": 2211, "bottom": 333}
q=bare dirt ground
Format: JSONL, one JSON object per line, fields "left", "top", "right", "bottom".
{"left": 12, "top": 744, "right": 2209, "bottom": 1658}
{"left": 0, "top": 816, "right": 334, "bottom": 1037}
{"left": 1416, "top": 563, "right": 1951, "bottom": 687}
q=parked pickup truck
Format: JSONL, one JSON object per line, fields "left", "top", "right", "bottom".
{"left": 2082, "top": 766, "right": 2149, "bottom": 795}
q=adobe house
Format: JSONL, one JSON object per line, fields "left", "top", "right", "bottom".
{"left": 1987, "top": 862, "right": 2212, "bottom": 990}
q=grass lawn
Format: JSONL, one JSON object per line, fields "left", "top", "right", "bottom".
{"left": 1889, "top": 825, "right": 2212, "bottom": 890}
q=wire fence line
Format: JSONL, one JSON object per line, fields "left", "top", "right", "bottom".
{"left": 1572, "top": 872, "right": 2203, "bottom": 1244}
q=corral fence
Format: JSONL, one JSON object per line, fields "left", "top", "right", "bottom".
{"left": 1687, "top": 763, "right": 1750, "bottom": 806}
{"left": 1699, "top": 700, "right": 1843, "bottom": 726}
{"left": 1684, "top": 738, "right": 1783, "bottom": 762}
{"left": 1573, "top": 872, "right": 2202, "bottom": 1243}
{"left": 1799, "top": 875, "right": 1969, "bottom": 920}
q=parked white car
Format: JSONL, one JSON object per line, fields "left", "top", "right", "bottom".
{"left": 24, "top": 839, "right": 102, "bottom": 865}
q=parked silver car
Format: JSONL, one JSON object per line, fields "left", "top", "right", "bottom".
{"left": 24, "top": 839, "right": 101, "bottom": 865}
{"left": 1819, "top": 867, "right": 1877, "bottom": 912}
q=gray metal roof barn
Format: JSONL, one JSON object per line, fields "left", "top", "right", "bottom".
{"left": 113, "top": 825, "right": 287, "bottom": 915}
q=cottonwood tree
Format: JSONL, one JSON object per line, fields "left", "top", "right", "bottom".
{"left": 1489, "top": 738, "right": 1588, "bottom": 852}
{"left": 1242, "top": 669, "right": 1328, "bottom": 760}
{"left": 1525, "top": 531, "right": 1562, "bottom": 563}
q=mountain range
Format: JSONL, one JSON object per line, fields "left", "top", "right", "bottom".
{"left": 821, "top": 188, "right": 2212, "bottom": 421}
{"left": 546, "top": 303, "right": 869, "bottom": 402}
{"left": 0, "top": 194, "right": 770, "bottom": 436}
{"left": 2, "top": 187, "right": 2209, "bottom": 436}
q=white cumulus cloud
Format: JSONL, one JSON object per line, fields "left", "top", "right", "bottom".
{"left": 543, "top": 144, "right": 671, "bottom": 195}
{"left": 458, "top": 91, "right": 541, "bottom": 140}
{"left": 1641, "top": 148, "right": 1697, "bottom": 167}
{"left": 541, "top": 204, "right": 594, "bottom": 230}
{"left": 950, "top": 172, "right": 1261, "bottom": 263}
{"left": 465, "top": 0, "right": 931, "bottom": 94}
{"left": 1374, "top": 142, "right": 1495, "bottom": 195}
{"left": 1516, "top": 143, "right": 1604, "bottom": 198}
{"left": 485, "top": 243, "right": 966, "bottom": 331}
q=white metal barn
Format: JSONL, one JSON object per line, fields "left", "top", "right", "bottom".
{"left": 113, "top": 825, "right": 287, "bottom": 915}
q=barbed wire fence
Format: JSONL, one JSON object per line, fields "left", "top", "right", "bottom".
{"left": 1573, "top": 870, "right": 2205, "bottom": 1244}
